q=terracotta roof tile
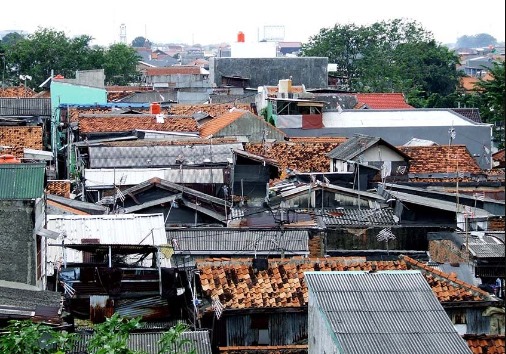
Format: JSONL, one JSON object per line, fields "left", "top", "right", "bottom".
{"left": 200, "top": 109, "right": 249, "bottom": 138}
{"left": 168, "top": 103, "right": 253, "bottom": 118}
{"left": 399, "top": 145, "right": 483, "bottom": 174}
{"left": 0, "top": 126, "right": 43, "bottom": 158}
{"left": 354, "top": 93, "right": 413, "bottom": 109}
{"left": 245, "top": 140, "right": 344, "bottom": 179}
{"left": 464, "top": 334, "right": 505, "bottom": 354}
{"left": 0, "top": 86, "right": 37, "bottom": 98}
{"left": 198, "top": 256, "right": 494, "bottom": 311}
{"left": 78, "top": 115, "right": 198, "bottom": 134}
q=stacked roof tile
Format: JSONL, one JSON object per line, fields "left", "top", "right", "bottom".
{"left": 78, "top": 115, "right": 198, "bottom": 134}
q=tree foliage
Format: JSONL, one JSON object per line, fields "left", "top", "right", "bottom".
{"left": 1, "top": 27, "right": 141, "bottom": 87}
{"left": 0, "top": 319, "right": 77, "bottom": 354}
{"left": 131, "top": 36, "right": 151, "bottom": 48}
{"left": 475, "top": 61, "right": 506, "bottom": 148}
{"left": 301, "top": 19, "right": 461, "bottom": 106}
{"left": 87, "top": 313, "right": 142, "bottom": 354}
{"left": 157, "top": 323, "right": 196, "bottom": 354}
{"left": 456, "top": 33, "right": 497, "bottom": 48}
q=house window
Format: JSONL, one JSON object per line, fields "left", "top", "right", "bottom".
{"left": 250, "top": 315, "right": 269, "bottom": 345}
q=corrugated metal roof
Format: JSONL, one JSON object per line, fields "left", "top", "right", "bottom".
{"left": 320, "top": 207, "right": 398, "bottom": 226}
{"left": 464, "top": 233, "right": 505, "bottom": 258}
{"left": 327, "top": 134, "right": 381, "bottom": 160}
{"left": 0, "top": 98, "right": 51, "bottom": 116}
{"left": 45, "top": 213, "right": 168, "bottom": 267}
{"left": 73, "top": 330, "right": 212, "bottom": 354}
{"left": 305, "top": 271, "right": 473, "bottom": 354}
{"left": 0, "top": 163, "right": 45, "bottom": 200}
{"left": 84, "top": 166, "right": 225, "bottom": 187}
{"left": 88, "top": 143, "right": 243, "bottom": 168}
{"left": 168, "top": 228, "right": 309, "bottom": 255}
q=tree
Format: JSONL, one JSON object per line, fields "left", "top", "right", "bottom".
{"left": 131, "top": 36, "right": 151, "bottom": 48}
{"left": 157, "top": 323, "right": 196, "bottom": 354}
{"left": 0, "top": 319, "right": 77, "bottom": 354}
{"left": 475, "top": 61, "right": 505, "bottom": 149}
{"left": 86, "top": 313, "right": 142, "bottom": 354}
{"left": 456, "top": 33, "right": 497, "bottom": 48}
{"left": 0, "top": 32, "right": 25, "bottom": 46}
{"left": 102, "top": 43, "right": 141, "bottom": 85}
{"left": 301, "top": 19, "right": 462, "bottom": 107}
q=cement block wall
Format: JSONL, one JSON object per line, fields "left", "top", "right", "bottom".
{"left": 0, "top": 200, "right": 37, "bottom": 285}
{"left": 210, "top": 57, "right": 328, "bottom": 89}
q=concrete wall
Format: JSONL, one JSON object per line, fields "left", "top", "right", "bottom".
{"left": 0, "top": 200, "right": 37, "bottom": 285}
{"left": 308, "top": 290, "right": 341, "bottom": 354}
{"left": 210, "top": 57, "right": 328, "bottom": 89}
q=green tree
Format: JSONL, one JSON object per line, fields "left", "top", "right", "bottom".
{"left": 301, "top": 18, "right": 461, "bottom": 107}
{"left": 102, "top": 43, "right": 141, "bottom": 85}
{"left": 157, "top": 323, "right": 195, "bottom": 354}
{"left": 1, "top": 32, "right": 25, "bottom": 46}
{"left": 0, "top": 319, "right": 77, "bottom": 354}
{"left": 87, "top": 313, "right": 142, "bottom": 354}
{"left": 475, "top": 61, "right": 505, "bottom": 148}
{"left": 132, "top": 36, "right": 151, "bottom": 48}
{"left": 456, "top": 33, "right": 497, "bottom": 48}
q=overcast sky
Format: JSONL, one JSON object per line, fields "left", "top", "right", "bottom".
{"left": 2, "top": 0, "right": 505, "bottom": 47}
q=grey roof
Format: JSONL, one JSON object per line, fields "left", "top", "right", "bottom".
{"left": 451, "top": 108, "right": 482, "bottom": 123}
{"left": 0, "top": 281, "right": 62, "bottom": 310}
{"left": 116, "top": 90, "right": 177, "bottom": 103}
{"left": 47, "top": 194, "right": 109, "bottom": 215}
{"left": 73, "top": 330, "right": 212, "bottom": 354}
{"left": 167, "top": 228, "right": 309, "bottom": 256}
{"left": 327, "top": 134, "right": 411, "bottom": 161}
{"left": 0, "top": 163, "right": 45, "bottom": 200}
{"left": 463, "top": 232, "right": 505, "bottom": 258}
{"left": 88, "top": 143, "right": 243, "bottom": 168}
{"left": 320, "top": 207, "right": 398, "bottom": 226}
{"left": 305, "top": 271, "right": 472, "bottom": 354}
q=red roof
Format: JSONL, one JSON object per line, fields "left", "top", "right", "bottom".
{"left": 78, "top": 115, "right": 198, "bottom": 134}
{"left": 355, "top": 93, "right": 413, "bottom": 109}
{"left": 145, "top": 66, "right": 202, "bottom": 76}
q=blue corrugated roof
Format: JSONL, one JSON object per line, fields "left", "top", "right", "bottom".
{"left": 0, "top": 163, "right": 45, "bottom": 200}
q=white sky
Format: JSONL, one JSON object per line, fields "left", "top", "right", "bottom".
{"left": 2, "top": 0, "right": 505, "bottom": 47}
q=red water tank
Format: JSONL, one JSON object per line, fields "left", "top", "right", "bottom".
{"left": 237, "top": 31, "right": 245, "bottom": 43}
{"left": 150, "top": 102, "right": 161, "bottom": 114}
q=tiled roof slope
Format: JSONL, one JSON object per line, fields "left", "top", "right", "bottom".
{"left": 101, "top": 137, "right": 237, "bottom": 147}
{"left": 0, "top": 86, "right": 37, "bottom": 98}
{"left": 200, "top": 109, "right": 248, "bottom": 138}
{"left": 167, "top": 103, "right": 253, "bottom": 117}
{"left": 400, "top": 255, "right": 491, "bottom": 302}
{"left": 78, "top": 115, "right": 198, "bottom": 134}
{"left": 399, "top": 145, "right": 483, "bottom": 174}
{"left": 200, "top": 109, "right": 286, "bottom": 139}
{"left": 354, "top": 93, "right": 413, "bottom": 109}
{"left": 451, "top": 108, "right": 482, "bottom": 123}
{"left": 464, "top": 334, "right": 505, "bottom": 354}
{"left": 493, "top": 149, "right": 505, "bottom": 168}
{"left": 245, "top": 140, "right": 345, "bottom": 179}
{"left": 197, "top": 256, "right": 494, "bottom": 311}
{"left": 0, "top": 126, "right": 43, "bottom": 158}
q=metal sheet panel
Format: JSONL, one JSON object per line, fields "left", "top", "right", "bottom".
{"left": 0, "top": 163, "right": 45, "bottom": 200}
{"left": 85, "top": 167, "right": 225, "bottom": 187}
{"left": 305, "top": 271, "right": 472, "bottom": 354}
{"left": 88, "top": 143, "right": 243, "bottom": 168}
{"left": 44, "top": 213, "right": 167, "bottom": 267}
{"left": 0, "top": 98, "right": 51, "bottom": 116}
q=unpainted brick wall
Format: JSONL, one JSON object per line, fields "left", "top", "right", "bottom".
{"left": 0, "top": 126, "right": 43, "bottom": 158}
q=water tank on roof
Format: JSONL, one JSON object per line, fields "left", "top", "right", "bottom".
{"left": 150, "top": 102, "right": 161, "bottom": 114}
{"left": 237, "top": 31, "right": 245, "bottom": 43}
{"left": 278, "top": 79, "right": 292, "bottom": 94}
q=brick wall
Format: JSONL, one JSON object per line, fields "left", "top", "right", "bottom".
{"left": 488, "top": 216, "right": 505, "bottom": 231}
{"left": 429, "top": 239, "right": 468, "bottom": 263}
{"left": 0, "top": 126, "right": 43, "bottom": 158}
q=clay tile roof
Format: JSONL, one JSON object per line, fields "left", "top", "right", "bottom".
{"left": 493, "top": 149, "right": 505, "bottom": 168}
{"left": 145, "top": 66, "right": 202, "bottom": 76}
{"left": 354, "top": 93, "right": 413, "bottom": 109}
{"left": 0, "top": 86, "right": 37, "bottom": 98}
{"left": 245, "top": 140, "right": 344, "bottom": 179}
{"left": 0, "top": 126, "right": 43, "bottom": 158}
{"left": 168, "top": 103, "right": 253, "bottom": 117}
{"left": 464, "top": 334, "right": 505, "bottom": 354}
{"left": 401, "top": 255, "right": 492, "bottom": 302}
{"left": 78, "top": 115, "right": 198, "bottom": 134}
{"left": 199, "top": 109, "right": 249, "bottom": 138}
{"left": 398, "top": 145, "right": 483, "bottom": 174}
